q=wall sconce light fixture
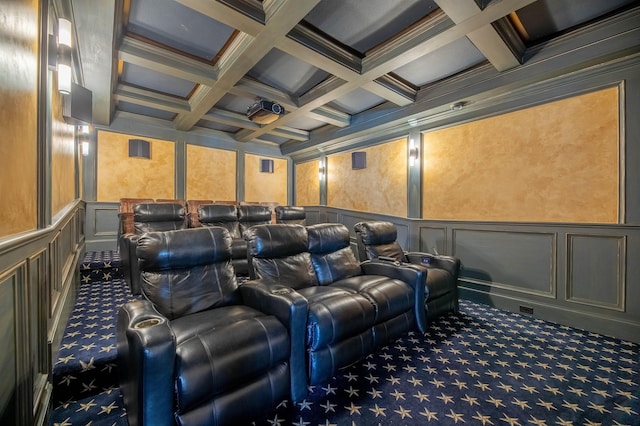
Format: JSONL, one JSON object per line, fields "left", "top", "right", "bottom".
{"left": 57, "top": 18, "right": 72, "bottom": 94}
{"left": 318, "top": 160, "right": 325, "bottom": 179}
{"left": 409, "top": 140, "right": 419, "bottom": 167}
{"left": 79, "top": 125, "right": 90, "bottom": 156}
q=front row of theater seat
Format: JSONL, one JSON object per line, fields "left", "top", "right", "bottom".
{"left": 117, "top": 223, "right": 430, "bottom": 424}
{"left": 117, "top": 221, "right": 459, "bottom": 425}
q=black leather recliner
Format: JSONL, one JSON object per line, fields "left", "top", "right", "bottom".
{"left": 275, "top": 206, "right": 306, "bottom": 225}
{"left": 119, "top": 203, "right": 187, "bottom": 295}
{"left": 241, "top": 223, "right": 423, "bottom": 401}
{"left": 117, "top": 227, "right": 291, "bottom": 426}
{"left": 197, "top": 204, "right": 271, "bottom": 275}
{"left": 354, "top": 220, "right": 461, "bottom": 332}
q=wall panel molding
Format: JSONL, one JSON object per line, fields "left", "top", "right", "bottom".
{"left": 0, "top": 201, "right": 84, "bottom": 424}
{"left": 452, "top": 228, "right": 557, "bottom": 298}
{"left": 566, "top": 233, "right": 626, "bottom": 311}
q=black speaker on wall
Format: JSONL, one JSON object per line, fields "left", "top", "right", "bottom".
{"left": 260, "top": 158, "right": 274, "bottom": 173}
{"left": 352, "top": 151, "right": 366, "bottom": 169}
{"left": 62, "top": 82, "right": 93, "bottom": 125}
{"left": 129, "top": 139, "right": 151, "bottom": 159}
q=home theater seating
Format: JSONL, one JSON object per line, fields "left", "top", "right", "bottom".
{"left": 117, "top": 227, "right": 291, "bottom": 426}
{"left": 116, "top": 205, "right": 459, "bottom": 424}
{"left": 197, "top": 203, "right": 272, "bottom": 275}
{"left": 119, "top": 202, "right": 188, "bottom": 295}
{"left": 118, "top": 199, "right": 276, "bottom": 293}
{"left": 354, "top": 220, "right": 461, "bottom": 331}
{"left": 241, "top": 223, "right": 427, "bottom": 400}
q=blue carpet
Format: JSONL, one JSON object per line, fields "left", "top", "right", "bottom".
{"left": 49, "top": 251, "right": 640, "bottom": 425}
{"left": 51, "top": 251, "right": 140, "bottom": 407}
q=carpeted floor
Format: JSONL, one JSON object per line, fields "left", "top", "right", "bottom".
{"left": 49, "top": 251, "right": 640, "bottom": 425}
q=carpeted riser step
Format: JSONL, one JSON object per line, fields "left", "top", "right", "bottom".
{"left": 80, "top": 250, "right": 124, "bottom": 284}
{"left": 52, "top": 250, "right": 138, "bottom": 407}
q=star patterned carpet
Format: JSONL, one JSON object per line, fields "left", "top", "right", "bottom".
{"left": 49, "top": 251, "right": 640, "bottom": 425}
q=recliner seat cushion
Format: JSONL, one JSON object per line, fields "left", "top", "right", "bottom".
{"left": 329, "top": 275, "right": 414, "bottom": 324}
{"left": 296, "top": 287, "right": 375, "bottom": 350}
{"left": 174, "top": 313, "right": 289, "bottom": 412}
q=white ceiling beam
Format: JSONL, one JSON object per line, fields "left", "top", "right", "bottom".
{"left": 435, "top": 0, "right": 524, "bottom": 71}
{"left": 114, "top": 84, "right": 191, "bottom": 113}
{"left": 118, "top": 36, "right": 218, "bottom": 85}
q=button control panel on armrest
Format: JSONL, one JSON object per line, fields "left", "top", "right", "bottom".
{"left": 272, "top": 288, "right": 293, "bottom": 295}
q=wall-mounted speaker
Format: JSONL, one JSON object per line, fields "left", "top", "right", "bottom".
{"left": 352, "top": 151, "right": 366, "bottom": 169}
{"left": 260, "top": 158, "right": 274, "bottom": 173}
{"left": 62, "top": 82, "right": 93, "bottom": 125}
{"left": 129, "top": 139, "right": 151, "bottom": 159}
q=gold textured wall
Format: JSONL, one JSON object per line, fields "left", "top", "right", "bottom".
{"left": 51, "top": 79, "right": 77, "bottom": 217}
{"left": 186, "top": 144, "right": 236, "bottom": 201}
{"left": 295, "top": 160, "right": 320, "bottom": 206}
{"left": 0, "top": 0, "right": 39, "bottom": 237}
{"left": 97, "top": 131, "right": 175, "bottom": 201}
{"left": 423, "top": 87, "right": 619, "bottom": 223}
{"left": 328, "top": 138, "right": 407, "bottom": 217}
{"left": 244, "top": 154, "right": 288, "bottom": 205}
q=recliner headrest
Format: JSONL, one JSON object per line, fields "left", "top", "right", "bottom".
{"left": 133, "top": 203, "right": 186, "bottom": 222}
{"left": 244, "top": 224, "right": 307, "bottom": 258}
{"left": 198, "top": 204, "right": 237, "bottom": 223}
{"left": 137, "top": 227, "right": 232, "bottom": 271}
{"left": 238, "top": 205, "right": 272, "bottom": 222}
{"left": 275, "top": 206, "right": 306, "bottom": 221}
{"left": 354, "top": 221, "right": 397, "bottom": 245}
{"left": 307, "top": 223, "right": 350, "bottom": 254}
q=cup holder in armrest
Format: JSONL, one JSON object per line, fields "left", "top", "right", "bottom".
{"left": 272, "top": 288, "right": 292, "bottom": 295}
{"left": 134, "top": 318, "right": 163, "bottom": 329}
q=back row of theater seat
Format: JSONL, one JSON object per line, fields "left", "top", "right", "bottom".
{"left": 117, "top": 199, "right": 306, "bottom": 295}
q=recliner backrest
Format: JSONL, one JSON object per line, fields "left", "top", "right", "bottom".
{"left": 275, "top": 206, "right": 306, "bottom": 225}
{"left": 198, "top": 204, "right": 241, "bottom": 238}
{"left": 132, "top": 203, "right": 187, "bottom": 234}
{"left": 353, "top": 221, "right": 407, "bottom": 262}
{"left": 136, "top": 227, "right": 240, "bottom": 320}
{"left": 307, "top": 223, "right": 362, "bottom": 285}
{"left": 238, "top": 205, "right": 272, "bottom": 234}
{"left": 244, "top": 224, "right": 318, "bottom": 288}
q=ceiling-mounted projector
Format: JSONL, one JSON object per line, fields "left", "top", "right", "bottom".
{"left": 247, "top": 99, "right": 284, "bottom": 124}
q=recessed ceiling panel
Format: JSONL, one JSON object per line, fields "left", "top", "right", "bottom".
{"left": 515, "top": 0, "right": 636, "bottom": 44}
{"left": 304, "top": 0, "right": 439, "bottom": 54}
{"left": 196, "top": 120, "right": 240, "bottom": 133}
{"left": 121, "top": 63, "right": 195, "bottom": 98}
{"left": 118, "top": 101, "right": 176, "bottom": 121}
{"left": 247, "top": 49, "right": 330, "bottom": 97}
{"left": 285, "top": 116, "right": 327, "bottom": 132}
{"left": 215, "top": 93, "right": 257, "bottom": 115}
{"left": 258, "top": 134, "right": 290, "bottom": 145}
{"left": 392, "top": 37, "right": 486, "bottom": 87}
{"left": 329, "top": 88, "right": 385, "bottom": 115}
{"left": 128, "top": 0, "right": 234, "bottom": 61}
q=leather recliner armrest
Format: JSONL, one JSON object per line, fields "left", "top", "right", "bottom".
{"left": 117, "top": 299, "right": 175, "bottom": 426}
{"left": 405, "top": 252, "right": 461, "bottom": 279}
{"left": 239, "top": 280, "right": 309, "bottom": 403}
{"left": 361, "top": 259, "right": 428, "bottom": 334}
{"left": 119, "top": 233, "right": 144, "bottom": 295}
